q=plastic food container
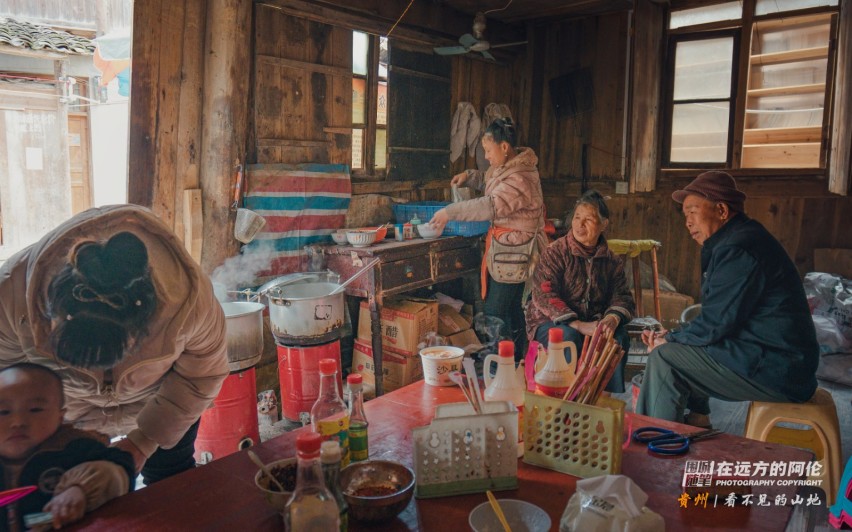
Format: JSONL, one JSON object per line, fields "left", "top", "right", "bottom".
{"left": 419, "top": 346, "right": 464, "bottom": 386}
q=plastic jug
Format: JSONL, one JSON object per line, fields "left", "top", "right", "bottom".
{"left": 483, "top": 340, "right": 526, "bottom": 457}
{"left": 534, "top": 328, "right": 577, "bottom": 398}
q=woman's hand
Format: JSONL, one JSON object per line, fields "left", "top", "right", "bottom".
{"left": 570, "top": 320, "right": 598, "bottom": 337}
{"left": 429, "top": 209, "right": 449, "bottom": 231}
{"left": 450, "top": 171, "right": 468, "bottom": 187}
{"left": 598, "top": 314, "right": 620, "bottom": 336}
{"left": 641, "top": 328, "right": 669, "bottom": 350}
{"left": 45, "top": 485, "right": 86, "bottom": 529}
{"left": 114, "top": 438, "right": 147, "bottom": 474}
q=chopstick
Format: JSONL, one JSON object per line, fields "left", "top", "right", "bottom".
{"left": 561, "top": 322, "right": 625, "bottom": 405}
{"left": 486, "top": 490, "right": 512, "bottom": 532}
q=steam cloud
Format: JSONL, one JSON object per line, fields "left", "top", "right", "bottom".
{"left": 210, "top": 245, "right": 280, "bottom": 293}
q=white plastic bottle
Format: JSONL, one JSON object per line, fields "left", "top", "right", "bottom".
{"left": 484, "top": 340, "right": 526, "bottom": 457}
{"left": 534, "top": 327, "right": 577, "bottom": 398}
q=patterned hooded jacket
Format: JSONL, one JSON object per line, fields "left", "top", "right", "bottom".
{"left": 525, "top": 231, "right": 634, "bottom": 340}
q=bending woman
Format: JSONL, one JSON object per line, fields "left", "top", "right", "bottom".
{"left": 525, "top": 190, "right": 634, "bottom": 392}
{"left": 430, "top": 118, "right": 546, "bottom": 355}
{"left": 0, "top": 205, "right": 229, "bottom": 484}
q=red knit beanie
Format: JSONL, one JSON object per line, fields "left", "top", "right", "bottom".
{"left": 672, "top": 171, "right": 746, "bottom": 213}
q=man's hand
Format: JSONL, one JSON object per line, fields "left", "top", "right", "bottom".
{"left": 44, "top": 485, "right": 86, "bottom": 529}
{"left": 114, "top": 437, "right": 147, "bottom": 474}
{"left": 450, "top": 172, "right": 468, "bottom": 187}
{"left": 641, "top": 329, "right": 669, "bottom": 350}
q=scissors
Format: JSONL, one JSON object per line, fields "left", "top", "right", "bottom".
{"left": 632, "top": 426, "right": 722, "bottom": 455}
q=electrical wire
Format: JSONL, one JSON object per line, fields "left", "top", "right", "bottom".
{"left": 387, "top": 0, "right": 415, "bottom": 37}
{"left": 484, "top": 0, "right": 514, "bottom": 16}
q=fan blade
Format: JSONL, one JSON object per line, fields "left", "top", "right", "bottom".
{"left": 480, "top": 50, "right": 495, "bottom": 61}
{"left": 489, "top": 40, "right": 528, "bottom": 49}
{"left": 458, "top": 33, "right": 478, "bottom": 48}
{"left": 434, "top": 45, "right": 468, "bottom": 55}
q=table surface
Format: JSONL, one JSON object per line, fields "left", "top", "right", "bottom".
{"left": 72, "top": 381, "right": 812, "bottom": 531}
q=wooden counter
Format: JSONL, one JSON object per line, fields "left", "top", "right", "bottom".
{"left": 73, "top": 381, "right": 812, "bottom": 531}
{"left": 324, "top": 236, "right": 481, "bottom": 395}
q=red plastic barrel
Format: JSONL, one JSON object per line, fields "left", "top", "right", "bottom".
{"left": 194, "top": 368, "right": 260, "bottom": 464}
{"left": 278, "top": 340, "right": 342, "bottom": 423}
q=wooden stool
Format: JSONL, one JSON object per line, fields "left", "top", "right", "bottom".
{"left": 744, "top": 388, "right": 842, "bottom": 505}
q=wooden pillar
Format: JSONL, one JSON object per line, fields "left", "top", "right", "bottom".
{"left": 199, "top": 0, "right": 252, "bottom": 273}
{"left": 829, "top": 0, "right": 852, "bottom": 196}
{"left": 55, "top": 59, "right": 72, "bottom": 215}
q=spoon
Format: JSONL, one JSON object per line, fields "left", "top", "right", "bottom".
{"left": 328, "top": 257, "right": 381, "bottom": 296}
{"left": 247, "top": 450, "right": 286, "bottom": 493}
{"left": 486, "top": 490, "right": 512, "bottom": 532}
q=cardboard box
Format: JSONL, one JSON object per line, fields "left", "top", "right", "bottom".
{"left": 357, "top": 298, "right": 438, "bottom": 356}
{"left": 351, "top": 338, "right": 423, "bottom": 393}
{"left": 446, "top": 328, "right": 480, "bottom": 349}
{"left": 633, "top": 289, "right": 695, "bottom": 330}
{"left": 437, "top": 304, "right": 473, "bottom": 336}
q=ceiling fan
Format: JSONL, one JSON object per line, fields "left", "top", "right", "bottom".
{"left": 433, "top": 12, "right": 527, "bottom": 60}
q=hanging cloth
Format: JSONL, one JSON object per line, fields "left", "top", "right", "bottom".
{"left": 450, "top": 102, "right": 481, "bottom": 163}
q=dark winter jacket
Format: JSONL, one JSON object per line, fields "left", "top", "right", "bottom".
{"left": 1, "top": 425, "right": 135, "bottom": 532}
{"left": 666, "top": 214, "right": 819, "bottom": 402}
{"left": 525, "top": 231, "right": 635, "bottom": 340}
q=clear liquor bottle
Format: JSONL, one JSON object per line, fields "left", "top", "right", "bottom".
{"left": 284, "top": 432, "right": 340, "bottom": 531}
{"left": 310, "top": 358, "right": 351, "bottom": 466}
{"left": 347, "top": 373, "right": 369, "bottom": 462}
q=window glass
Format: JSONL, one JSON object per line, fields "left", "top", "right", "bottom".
{"left": 375, "top": 129, "right": 387, "bottom": 169}
{"left": 352, "top": 78, "right": 366, "bottom": 124}
{"left": 352, "top": 129, "right": 364, "bottom": 169}
{"left": 756, "top": 0, "right": 837, "bottom": 16}
{"left": 673, "top": 38, "right": 733, "bottom": 100}
{"left": 377, "top": 81, "right": 387, "bottom": 125}
{"left": 670, "top": 103, "right": 730, "bottom": 163}
{"left": 378, "top": 36, "right": 388, "bottom": 79}
{"left": 353, "top": 31, "right": 368, "bottom": 76}
{"left": 670, "top": 2, "right": 742, "bottom": 29}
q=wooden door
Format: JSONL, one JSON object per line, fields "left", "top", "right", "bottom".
{"left": 68, "top": 113, "right": 92, "bottom": 214}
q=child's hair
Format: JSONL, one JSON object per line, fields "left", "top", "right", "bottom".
{"left": 47, "top": 232, "right": 157, "bottom": 369}
{"left": 574, "top": 189, "right": 611, "bottom": 222}
{"left": 483, "top": 117, "right": 517, "bottom": 148}
{"left": 0, "top": 363, "right": 65, "bottom": 407}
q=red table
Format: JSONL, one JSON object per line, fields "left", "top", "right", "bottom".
{"left": 72, "top": 381, "right": 812, "bottom": 531}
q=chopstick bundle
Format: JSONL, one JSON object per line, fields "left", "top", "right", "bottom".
{"left": 561, "top": 322, "right": 625, "bottom": 405}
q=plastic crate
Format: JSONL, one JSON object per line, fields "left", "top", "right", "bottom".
{"left": 392, "top": 202, "right": 490, "bottom": 237}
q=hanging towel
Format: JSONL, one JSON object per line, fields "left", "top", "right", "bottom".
{"left": 450, "top": 102, "right": 481, "bottom": 163}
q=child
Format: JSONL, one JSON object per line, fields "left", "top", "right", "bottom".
{"left": 0, "top": 363, "right": 135, "bottom": 531}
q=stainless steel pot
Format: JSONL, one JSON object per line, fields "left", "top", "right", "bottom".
{"left": 220, "top": 301, "right": 265, "bottom": 371}
{"left": 267, "top": 281, "right": 344, "bottom": 345}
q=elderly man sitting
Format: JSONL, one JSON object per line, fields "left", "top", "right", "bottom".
{"left": 635, "top": 171, "right": 819, "bottom": 427}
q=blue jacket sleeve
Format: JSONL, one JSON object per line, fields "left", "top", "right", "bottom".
{"left": 667, "top": 246, "right": 765, "bottom": 346}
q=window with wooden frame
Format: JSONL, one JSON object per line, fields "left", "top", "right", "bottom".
{"left": 351, "top": 31, "right": 388, "bottom": 177}
{"left": 662, "top": 0, "right": 839, "bottom": 171}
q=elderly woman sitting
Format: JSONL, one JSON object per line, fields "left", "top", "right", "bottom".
{"left": 525, "top": 190, "right": 635, "bottom": 392}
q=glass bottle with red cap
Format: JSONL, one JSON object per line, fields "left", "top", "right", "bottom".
{"left": 347, "top": 373, "right": 369, "bottom": 462}
{"left": 310, "top": 358, "right": 350, "bottom": 466}
{"left": 284, "top": 431, "right": 340, "bottom": 531}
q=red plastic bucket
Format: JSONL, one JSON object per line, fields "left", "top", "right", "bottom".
{"left": 194, "top": 368, "right": 260, "bottom": 464}
{"left": 278, "top": 340, "right": 342, "bottom": 423}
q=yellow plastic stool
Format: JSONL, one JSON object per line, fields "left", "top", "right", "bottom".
{"left": 744, "top": 388, "right": 842, "bottom": 505}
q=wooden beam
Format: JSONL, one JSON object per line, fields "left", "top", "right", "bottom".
{"left": 199, "top": 0, "right": 252, "bottom": 273}
{"left": 830, "top": 1, "right": 852, "bottom": 196}
{"left": 387, "top": 65, "right": 449, "bottom": 83}
{"left": 352, "top": 178, "right": 448, "bottom": 194}
{"left": 183, "top": 188, "right": 203, "bottom": 263}
{"left": 257, "top": 138, "right": 332, "bottom": 147}
{"left": 257, "top": 54, "right": 351, "bottom": 77}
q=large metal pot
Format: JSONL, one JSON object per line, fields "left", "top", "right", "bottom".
{"left": 220, "top": 301, "right": 265, "bottom": 371}
{"left": 267, "top": 281, "right": 344, "bottom": 345}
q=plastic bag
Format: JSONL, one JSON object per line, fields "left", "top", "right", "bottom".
{"left": 560, "top": 476, "right": 665, "bottom": 532}
{"left": 804, "top": 272, "right": 852, "bottom": 354}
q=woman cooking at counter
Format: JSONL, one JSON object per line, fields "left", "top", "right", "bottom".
{"left": 430, "top": 118, "right": 546, "bottom": 355}
{"left": 0, "top": 204, "right": 229, "bottom": 484}
{"left": 525, "top": 190, "right": 634, "bottom": 392}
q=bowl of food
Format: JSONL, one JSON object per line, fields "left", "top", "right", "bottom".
{"left": 254, "top": 457, "right": 297, "bottom": 512}
{"left": 340, "top": 460, "right": 415, "bottom": 523}
{"left": 419, "top": 346, "right": 464, "bottom": 386}
{"left": 347, "top": 230, "right": 378, "bottom": 248}
{"left": 469, "top": 499, "right": 551, "bottom": 532}
{"left": 415, "top": 223, "right": 443, "bottom": 240}
{"left": 331, "top": 231, "right": 349, "bottom": 245}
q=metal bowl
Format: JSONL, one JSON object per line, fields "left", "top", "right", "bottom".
{"left": 340, "top": 460, "right": 415, "bottom": 523}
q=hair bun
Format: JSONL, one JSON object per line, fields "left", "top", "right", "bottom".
{"left": 73, "top": 232, "right": 149, "bottom": 290}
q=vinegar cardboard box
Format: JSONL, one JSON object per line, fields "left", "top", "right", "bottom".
{"left": 437, "top": 304, "right": 472, "bottom": 336}
{"left": 357, "top": 297, "right": 438, "bottom": 356}
{"left": 633, "top": 289, "right": 695, "bottom": 330}
{"left": 351, "top": 338, "right": 423, "bottom": 393}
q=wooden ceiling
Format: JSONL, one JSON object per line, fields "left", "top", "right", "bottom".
{"left": 433, "top": 0, "right": 635, "bottom": 24}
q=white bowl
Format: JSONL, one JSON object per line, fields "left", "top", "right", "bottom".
{"left": 415, "top": 223, "right": 443, "bottom": 240}
{"left": 469, "top": 499, "right": 551, "bottom": 532}
{"left": 331, "top": 231, "right": 349, "bottom": 245}
{"left": 347, "top": 230, "right": 377, "bottom": 247}
{"left": 254, "top": 457, "right": 297, "bottom": 512}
